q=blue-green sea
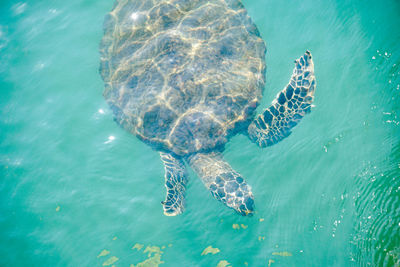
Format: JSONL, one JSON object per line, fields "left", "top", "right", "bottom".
{"left": 1, "top": 0, "right": 399, "bottom": 266}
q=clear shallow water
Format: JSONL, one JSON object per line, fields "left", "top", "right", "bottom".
{"left": 1, "top": 0, "right": 399, "bottom": 266}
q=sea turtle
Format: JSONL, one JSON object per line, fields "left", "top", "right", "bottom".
{"left": 99, "top": 0, "right": 316, "bottom": 216}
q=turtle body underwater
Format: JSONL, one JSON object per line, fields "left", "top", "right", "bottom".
{"left": 99, "top": 0, "right": 316, "bottom": 216}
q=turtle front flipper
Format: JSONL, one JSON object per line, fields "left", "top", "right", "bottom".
{"left": 248, "top": 51, "right": 316, "bottom": 147}
{"left": 160, "top": 152, "right": 188, "bottom": 216}
{"left": 188, "top": 152, "right": 254, "bottom": 216}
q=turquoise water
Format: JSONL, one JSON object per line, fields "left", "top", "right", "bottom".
{"left": 1, "top": 0, "right": 399, "bottom": 266}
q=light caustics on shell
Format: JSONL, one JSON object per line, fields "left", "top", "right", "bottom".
{"left": 100, "top": 0, "right": 266, "bottom": 156}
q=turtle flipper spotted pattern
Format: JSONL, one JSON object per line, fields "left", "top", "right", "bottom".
{"left": 248, "top": 51, "right": 316, "bottom": 147}
{"left": 160, "top": 152, "right": 188, "bottom": 216}
{"left": 188, "top": 152, "right": 254, "bottom": 216}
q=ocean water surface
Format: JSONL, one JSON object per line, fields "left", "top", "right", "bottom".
{"left": 1, "top": 0, "right": 399, "bottom": 266}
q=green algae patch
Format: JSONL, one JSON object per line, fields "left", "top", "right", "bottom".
{"left": 102, "top": 256, "right": 119, "bottom": 266}
{"left": 132, "top": 243, "right": 144, "bottom": 251}
{"left": 232, "top": 223, "right": 248, "bottom": 229}
{"left": 232, "top": 224, "right": 240, "bottom": 229}
{"left": 143, "top": 245, "right": 163, "bottom": 257}
{"left": 272, "top": 251, "right": 292, "bottom": 257}
{"left": 97, "top": 249, "right": 110, "bottom": 258}
{"left": 216, "top": 260, "right": 231, "bottom": 267}
{"left": 134, "top": 252, "right": 164, "bottom": 267}
{"left": 201, "top": 246, "right": 220, "bottom": 255}
{"left": 129, "top": 243, "right": 168, "bottom": 266}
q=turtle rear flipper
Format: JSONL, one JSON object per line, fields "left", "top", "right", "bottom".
{"left": 188, "top": 152, "right": 254, "bottom": 216}
{"left": 160, "top": 152, "right": 188, "bottom": 216}
{"left": 248, "top": 51, "right": 316, "bottom": 147}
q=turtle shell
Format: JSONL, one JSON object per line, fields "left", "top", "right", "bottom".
{"left": 100, "top": 0, "right": 266, "bottom": 156}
